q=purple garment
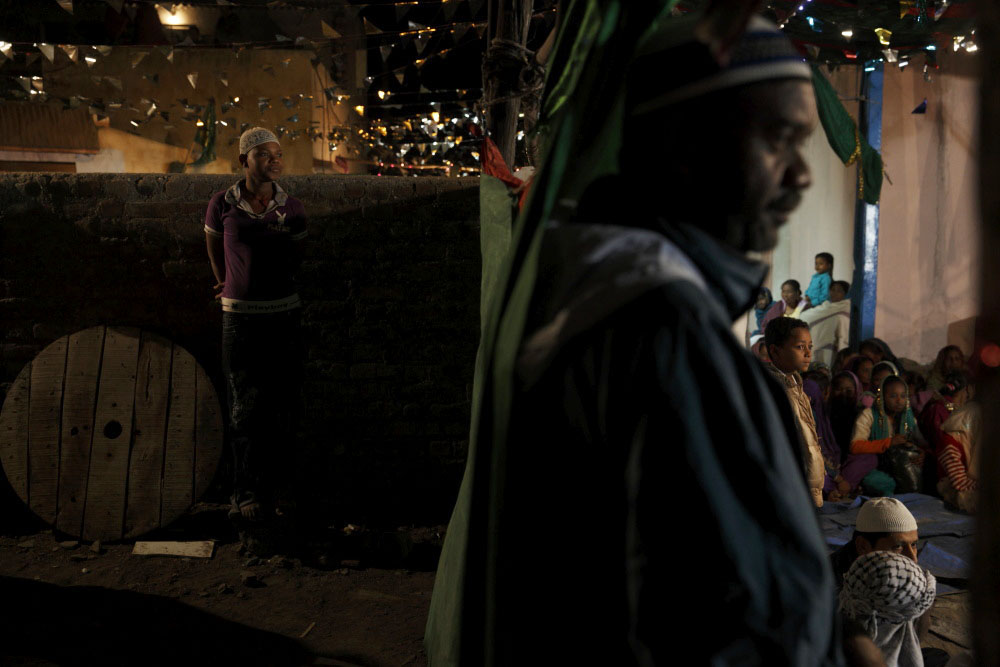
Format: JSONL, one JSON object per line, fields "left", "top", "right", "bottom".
{"left": 824, "top": 371, "right": 879, "bottom": 491}
{"left": 840, "top": 453, "right": 878, "bottom": 490}
{"left": 805, "top": 380, "right": 839, "bottom": 464}
{"left": 204, "top": 182, "right": 308, "bottom": 302}
{"left": 760, "top": 297, "right": 808, "bottom": 333}
{"left": 805, "top": 380, "right": 840, "bottom": 493}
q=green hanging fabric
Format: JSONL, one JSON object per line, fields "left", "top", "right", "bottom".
{"left": 189, "top": 101, "right": 217, "bottom": 167}
{"left": 425, "top": 2, "right": 677, "bottom": 664}
{"left": 478, "top": 174, "right": 515, "bottom": 329}
{"left": 811, "top": 65, "right": 883, "bottom": 204}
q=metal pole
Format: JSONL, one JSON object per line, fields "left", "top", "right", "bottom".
{"left": 849, "top": 60, "right": 883, "bottom": 346}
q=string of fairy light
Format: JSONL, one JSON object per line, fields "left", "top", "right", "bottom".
{"left": 0, "top": 23, "right": 503, "bottom": 175}
{"left": 0, "top": 0, "right": 560, "bottom": 174}
{"left": 763, "top": 0, "right": 977, "bottom": 79}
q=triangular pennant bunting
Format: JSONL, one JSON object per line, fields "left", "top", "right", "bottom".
{"left": 60, "top": 44, "right": 78, "bottom": 62}
{"left": 57, "top": 0, "right": 73, "bottom": 14}
{"left": 37, "top": 43, "right": 55, "bottom": 62}
{"left": 95, "top": 45, "right": 112, "bottom": 56}
{"left": 442, "top": 0, "right": 460, "bottom": 21}
{"left": 395, "top": 71, "right": 405, "bottom": 85}
{"left": 364, "top": 18, "right": 382, "bottom": 35}
{"left": 187, "top": 72, "right": 198, "bottom": 88}
{"left": 321, "top": 20, "right": 341, "bottom": 39}
{"left": 380, "top": 45, "right": 393, "bottom": 62}
{"left": 158, "top": 45, "right": 173, "bottom": 62}
{"left": 132, "top": 51, "right": 147, "bottom": 68}
{"left": 25, "top": 52, "right": 40, "bottom": 66}
{"left": 104, "top": 0, "right": 124, "bottom": 12}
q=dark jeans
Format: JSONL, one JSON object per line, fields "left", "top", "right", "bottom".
{"left": 222, "top": 309, "right": 303, "bottom": 509}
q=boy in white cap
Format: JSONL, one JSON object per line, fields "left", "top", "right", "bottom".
{"left": 204, "top": 127, "right": 307, "bottom": 552}
{"left": 831, "top": 497, "right": 921, "bottom": 588}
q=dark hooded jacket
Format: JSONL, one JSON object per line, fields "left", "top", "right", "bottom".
{"left": 425, "top": 218, "right": 839, "bottom": 665}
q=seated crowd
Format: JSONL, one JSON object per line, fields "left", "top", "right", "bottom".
{"left": 752, "top": 256, "right": 978, "bottom": 665}
{"left": 748, "top": 252, "right": 980, "bottom": 512}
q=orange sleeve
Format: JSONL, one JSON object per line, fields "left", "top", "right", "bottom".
{"left": 851, "top": 438, "right": 892, "bottom": 454}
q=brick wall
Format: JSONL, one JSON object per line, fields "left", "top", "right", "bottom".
{"left": 0, "top": 173, "right": 480, "bottom": 525}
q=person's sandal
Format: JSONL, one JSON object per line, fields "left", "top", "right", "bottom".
{"left": 228, "top": 492, "right": 261, "bottom": 522}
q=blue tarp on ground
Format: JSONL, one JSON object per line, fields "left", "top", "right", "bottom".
{"left": 819, "top": 493, "right": 974, "bottom": 594}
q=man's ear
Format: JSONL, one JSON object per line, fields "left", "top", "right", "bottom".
{"left": 854, "top": 535, "right": 872, "bottom": 556}
{"left": 238, "top": 154, "right": 248, "bottom": 168}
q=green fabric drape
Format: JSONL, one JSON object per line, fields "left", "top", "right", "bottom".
{"left": 478, "top": 174, "right": 515, "bottom": 329}
{"left": 811, "top": 65, "right": 883, "bottom": 205}
{"left": 426, "top": 2, "right": 678, "bottom": 664}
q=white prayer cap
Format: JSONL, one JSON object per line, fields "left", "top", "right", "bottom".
{"left": 239, "top": 127, "right": 279, "bottom": 155}
{"left": 856, "top": 497, "right": 918, "bottom": 533}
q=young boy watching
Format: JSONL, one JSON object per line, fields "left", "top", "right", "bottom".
{"left": 764, "top": 317, "right": 826, "bottom": 508}
{"left": 805, "top": 252, "right": 834, "bottom": 306}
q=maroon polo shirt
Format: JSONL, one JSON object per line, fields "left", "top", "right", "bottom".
{"left": 204, "top": 181, "right": 307, "bottom": 313}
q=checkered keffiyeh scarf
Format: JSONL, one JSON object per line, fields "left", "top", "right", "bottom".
{"left": 839, "top": 550, "right": 936, "bottom": 632}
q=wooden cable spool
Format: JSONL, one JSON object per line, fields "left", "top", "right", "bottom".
{"left": 0, "top": 326, "right": 223, "bottom": 541}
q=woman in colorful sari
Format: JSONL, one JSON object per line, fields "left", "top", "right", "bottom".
{"left": 851, "top": 375, "right": 928, "bottom": 495}
{"left": 826, "top": 370, "right": 876, "bottom": 496}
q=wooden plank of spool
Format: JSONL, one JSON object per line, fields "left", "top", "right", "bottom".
{"left": 124, "top": 332, "right": 172, "bottom": 538}
{"left": 0, "top": 327, "right": 223, "bottom": 541}
{"left": 194, "top": 361, "right": 223, "bottom": 499}
{"left": 55, "top": 327, "right": 105, "bottom": 537}
{"left": 0, "top": 365, "right": 31, "bottom": 499}
{"left": 28, "top": 335, "right": 68, "bottom": 525}
{"left": 82, "top": 326, "right": 141, "bottom": 541}
{"left": 162, "top": 343, "right": 196, "bottom": 523}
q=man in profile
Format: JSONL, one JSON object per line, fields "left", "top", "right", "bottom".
{"left": 427, "top": 12, "right": 838, "bottom": 666}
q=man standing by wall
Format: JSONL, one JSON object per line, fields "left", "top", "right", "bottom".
{"left": 427, "top": 12, "right": 838, "bottom": 666}
{"left": 204, "top": 127, "right": 307, "bottom": 554}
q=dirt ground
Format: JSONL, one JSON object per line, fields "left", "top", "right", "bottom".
{"left": 0, "top": 502, "right": 974, "bottom": 666}
{"left": 0, "top": 504, "right": 443, "bottom": 667}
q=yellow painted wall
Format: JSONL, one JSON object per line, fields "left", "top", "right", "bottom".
{"left": 44, "top": 47, "right": 318, "bottom": 174}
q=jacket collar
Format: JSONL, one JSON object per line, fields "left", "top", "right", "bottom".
{"left": 764, "top": 361, "right": 803, "bottom": 389}
{"left": 225, "top": 180, "right": 288, "bottom": 218}
{"left": 651, "top": 220, "right": 770, "bottom": 321}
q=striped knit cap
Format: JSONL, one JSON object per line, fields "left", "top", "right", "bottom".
{"left": 839, "top": 551, "right": 936, "bottom": 634}
{"left": 628, "top": 14, "right": 811, "bottom": 115}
